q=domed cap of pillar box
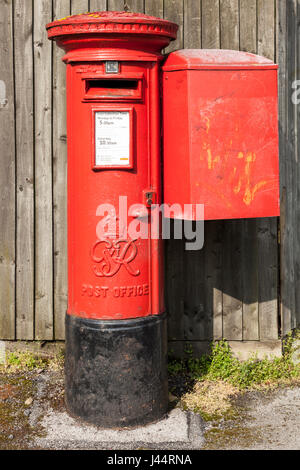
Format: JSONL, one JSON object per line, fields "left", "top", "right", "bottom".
{"left": 46, "top": 10, "right": 178, "bottom": 42}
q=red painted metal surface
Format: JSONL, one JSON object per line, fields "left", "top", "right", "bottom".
{"left": 162, "top": 49, "right": 280, "bottom": 220}
{"left": 46, "top": 12, "right": 177, "bottom": 320}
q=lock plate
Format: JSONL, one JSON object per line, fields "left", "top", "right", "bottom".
{"left": 143, "top": 189, "right": 157, "bottom": 207}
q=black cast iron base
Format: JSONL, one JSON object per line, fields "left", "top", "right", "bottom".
{"left": 65, "top": 313, "right": 168, "bottom": 428}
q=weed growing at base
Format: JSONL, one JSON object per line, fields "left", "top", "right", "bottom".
{"left": 0, "top": 349, "right": 64, "bottom": 372}
{"left": 168, "top": 332, "right": 300, "bottom": 420}
{"left": 168, "top": 331, "right": 300, "bottom": 390}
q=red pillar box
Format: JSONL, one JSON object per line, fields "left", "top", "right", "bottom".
{"left": 46, "top": 12, "right": 177, "bottom": 428}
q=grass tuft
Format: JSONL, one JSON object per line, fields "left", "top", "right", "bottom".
{"left": 169, "top": 333, "right": 300, "bottom": 390}
{"left": 1, "top": 349, "right": 64, "bottom": 373}
{"left": 168, "top": 332, "right": 300, "bottom": 419}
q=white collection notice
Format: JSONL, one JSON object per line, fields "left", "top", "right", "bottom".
{"left": 95, "top": 111, "right": 130, "bottom": 166}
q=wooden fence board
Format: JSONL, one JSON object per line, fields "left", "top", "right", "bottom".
{"left": 276, "top": 0, "right": 287, "bottom": 337}
{"left": 280, "top": 0, "right": 294, "bottom": 336}
{"left": 257, "top": 218, "right": 279, "bottom": 340}
{"left": 183, "top": 0, "right": 201, "bottom": 49}
{"left": 164, "top": 0, "right": 184, "bottom": 53}
{"left": 257, "top": 0, "right": 275, "bottom": 60}
{"left": 239, "top": 0, "right": 257, "bottom": 53}
{"left": 71, "top": 0, "right": 89, "bottom": 14}
{"left": 205, "top": 221, "right": 223, "bottom": 340}
{"left": 165, "top": 236, "right": 185, "bottom": 342}
{"left": 125, "top": 1, "right": 144, "bottom": 12}
{"left": 14, "top": 0, "right": 34, "bottom": 340}
{"left": 242, "top": 220, "right": 259, "bottom": 341}
{"left": 295, "top": 0, "right": 300, "bottom": 328}
{"left": 0, "top": 0, "right": 15, "bottom": 339}
{"left": 183, "top": 236, "right": 207, "bottom": 341}
{"left": 289, "top": 0, "right": 298, "bottom": 332}
{"left": 201, "top": 0, "right": 220, "bottom": 49}
{"left": 220, "top": 0, "right": 239, "bottom": 50}
{"left": 222, "top": 221, "right": 243, "bottom": 341}
{"left": 107, "top": 0, "right": 124, "bottom": 10}
{"left": 282, "top": 0, "right": 298, "bottom": 334}
{"left": 89, "top": 0, "right": 107, "bottom": 11}
{"left": 34, "top": 0, "right": 53, "bottom": 340}
{"left": 52, "top": 0, "right": 71, "bottom": 340}
{"left": 145, "top": 0, "right": 163, "bottom": 18}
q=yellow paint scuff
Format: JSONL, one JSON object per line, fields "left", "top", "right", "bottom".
{"left": 205, "top": 117, "right": 210, "bottom": 134}
{"left": 207, "top": 148, "right": 212, "bottom": 169}
{"left": 234, "top": 178, "right": 242, "bottom": 194}
{"left": 206, "top": 148, "right": 220, "bottom": 170}
{"left": 242, "top": 152, "right": 264, "bottom": 205}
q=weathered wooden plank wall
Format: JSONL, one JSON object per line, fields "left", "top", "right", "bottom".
{"left": 52, "top": 0, "right": 69, "bottom": 340}
{"left": 0, "top": 0, "right": 298, "bottom": 351}
{"left": 0, "top": 0, "right": 15, "bottom": 339}
{"left": 278, "top": 0, "right": 300, "bottom": 336}
{"left": 15, "top": 0, "right": 34, "bottom": 340}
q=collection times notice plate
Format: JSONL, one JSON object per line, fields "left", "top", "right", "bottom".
{"left": 94, "top": 110, "right": 132, "bottom": 168}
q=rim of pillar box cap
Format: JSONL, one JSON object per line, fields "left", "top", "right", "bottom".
{"left": 46, "top": 11, "right": 178, "bottom": 41}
